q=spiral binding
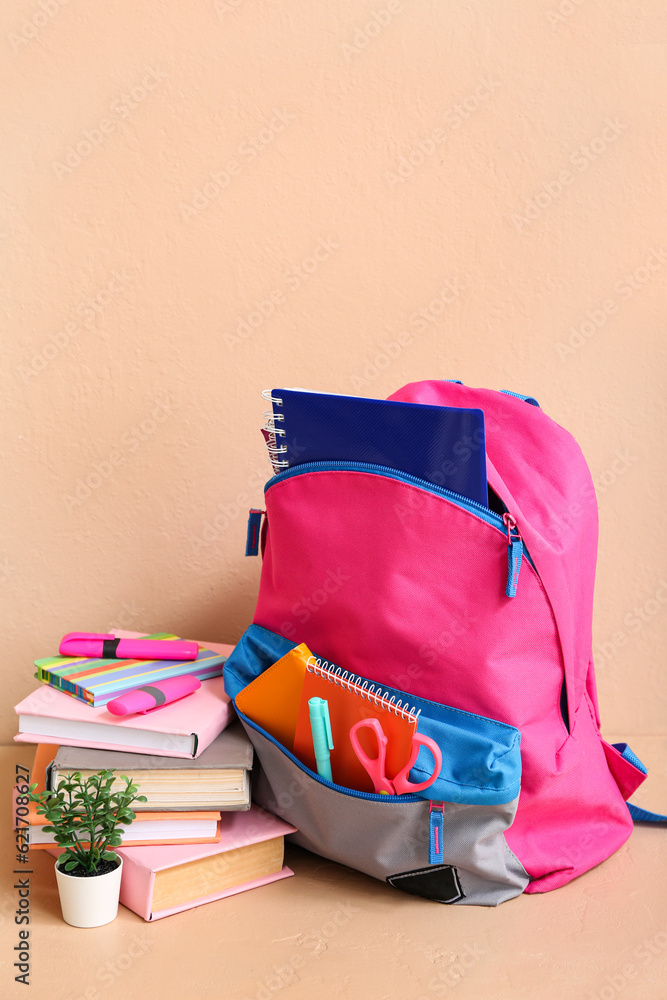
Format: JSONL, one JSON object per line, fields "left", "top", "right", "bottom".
{"left": 261, "top": 389, "right": 283, "bottom": 405}
{"left": 305, "top": 655, "right": 421, "bottom": 722}
{"left": 261, "top": 389, "right": 289, "bottom": 472}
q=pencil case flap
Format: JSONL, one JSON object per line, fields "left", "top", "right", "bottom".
{"left": 224, "top": 624, "right": 522, "bottom": 806}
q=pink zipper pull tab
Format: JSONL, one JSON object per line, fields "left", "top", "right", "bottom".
{"left": 502, "top": 513, "right": 523, "bottom": 598}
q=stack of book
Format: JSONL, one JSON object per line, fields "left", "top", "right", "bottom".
{"left": 13, "top": 630, "right": 295, "bottom": 920}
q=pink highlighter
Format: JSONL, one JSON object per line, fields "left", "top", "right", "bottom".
{"left": 107, "top": 675, "right": 201, "bottom": 716}
{"left": 59, "top": 632, "right": 199, "bottom": 660}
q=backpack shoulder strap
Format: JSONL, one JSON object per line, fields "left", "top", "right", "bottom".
{"left": 500, "top": 389, "right": 541, "bottom": 408}
{"left": 615, "top": 743, "right": 667, "bottom": 823}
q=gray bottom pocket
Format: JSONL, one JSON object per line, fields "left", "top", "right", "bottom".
{"left": 242, "top": 719, "right": 529, "bottom": 906}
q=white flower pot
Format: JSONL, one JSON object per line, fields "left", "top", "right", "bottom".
{"left": 55, "top": 855, "right": 123, "bottom": 928}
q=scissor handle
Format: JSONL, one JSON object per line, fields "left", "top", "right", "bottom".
{"left": 391, "top": 732, "right": 443, "bottom": 795}
{"left": 349, "top": 718, "right": 395, "bottom": 795}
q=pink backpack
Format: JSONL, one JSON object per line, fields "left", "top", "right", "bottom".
{"left": 224, "top": 380, "right": 658, "bottom": 904}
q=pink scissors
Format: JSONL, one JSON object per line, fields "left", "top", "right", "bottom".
{"left": 349, "top": 718, "right": 443, "bottom": 795}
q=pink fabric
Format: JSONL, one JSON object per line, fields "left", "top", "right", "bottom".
{"left": 253, "top": 381, "right": 643, "bottom": 891}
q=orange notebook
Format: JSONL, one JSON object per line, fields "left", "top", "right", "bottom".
{"left": 235, "top": 643, "right": 310, "bottom": 750}
{"left": 236, "top": 644, "right": 421, "bottom": 793}
{"left": 292, "top": 655, "right": 419, "bottom": 794}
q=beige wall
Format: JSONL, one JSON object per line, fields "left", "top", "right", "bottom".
{"left": 1, "top": 2, "right": 665, "bottom": 743}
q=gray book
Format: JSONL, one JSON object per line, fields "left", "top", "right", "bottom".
{"left": 48, "top": 722, "right": 253, "bottom": 811}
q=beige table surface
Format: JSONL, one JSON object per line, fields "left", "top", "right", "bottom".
{"left": 2, "top": 740, "right": 666, "bottom": 1000}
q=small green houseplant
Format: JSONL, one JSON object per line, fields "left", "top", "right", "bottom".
{"left": 29, "top": 770, "right": 146, "bottom": 927}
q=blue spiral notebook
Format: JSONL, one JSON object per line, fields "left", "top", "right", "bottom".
{"left": 262, "top": 388, "right": 488, "bottom": 507}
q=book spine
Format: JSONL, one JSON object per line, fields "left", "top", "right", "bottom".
{"left": 14, "top": 733, "right": 197, "bottom": 758}
{"left": 36, "top": 671, "right": 91, "bottom": 705}
{"left": 115, "top": 850, "right": 155, "bottom": 921}
{"left": 191, "top": 699, "right": 235, "bottom": 758}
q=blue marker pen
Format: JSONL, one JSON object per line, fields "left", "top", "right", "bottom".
{"left": 308, "top": 697, "right": 334, "bottom": 782}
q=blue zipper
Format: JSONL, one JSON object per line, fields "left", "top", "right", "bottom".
{"left": 237, "top": 709, "right": 422, "bottom": 804}
{"left": 264, "top": 460, "right": 535, "bottom": 590}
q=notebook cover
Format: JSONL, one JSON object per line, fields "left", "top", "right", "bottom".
{"left": 14, "top": 671, "right": 234, "bottom": 759}
{"left": 234, "top": 643, "right": 309, "bottom": 750}
{"left": 34, "top": 634, "right": 228, "bottom": 707}
{"left": 292, "top": 663, "right": 417, "bottom": 794}
{"left": 272, "top": 388, "right": 488, "bottom": 506}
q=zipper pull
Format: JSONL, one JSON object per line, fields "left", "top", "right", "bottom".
{"left": 429, "top": 801, "right": 445, "bottom": 864}
{"left": 245, "top": 509, "right": 264, "bottom": 556}
{"left": 503, "top": 512, "right": 523, "bottom": 598}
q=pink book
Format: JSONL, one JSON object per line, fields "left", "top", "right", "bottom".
{"left": 49, "top": 806, "right": 296, "bottom": 920}
{"left": 14, "top": 638, "right": 235, "bottom": 759}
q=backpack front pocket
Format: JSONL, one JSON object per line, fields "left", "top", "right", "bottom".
{"left": 237, "top": 711, "right": 529, "bottom": 906}
{"left": 224, "top": 626, "right": 530, "bottom": 906}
